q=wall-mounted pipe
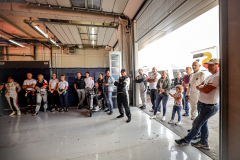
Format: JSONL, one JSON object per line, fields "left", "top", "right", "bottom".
{"left": 0, "top": 54, "right": 34, "bottom": 58}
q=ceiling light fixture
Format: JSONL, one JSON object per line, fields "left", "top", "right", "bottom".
{"left": 9, "top": 40, "right": 25, "bottom": 47}
{"left": 0, "top": 33, "right": 29, "bottom": 48}
{"left": 34, "top": 25, "right": 48, "bottom": 38}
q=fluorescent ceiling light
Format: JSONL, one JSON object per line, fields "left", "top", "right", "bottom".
{"left": 92, "top": 41, "right": 94, "bottom": 44}
{"left": 34, "top": 25, "right": 48, "bottom": 38}
{"left": 9, "top": 40, "right": 25, "bottom": 47}
{"left": 92, "top": 28, "right": 94, "bottom": 34}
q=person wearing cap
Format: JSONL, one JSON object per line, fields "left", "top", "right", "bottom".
{"left": 22, "top": 73, "right": 37, "bottom": 114}
{"left": 5, "top": 77, "right": 22, "bottom": 116}
{"left": 0, "top": 82, "right": 5, "bottom": 117}
{"left": 114, "top": 69, "right": 131, "bottom": 123}
{"left": 186, "top": 62, "right": 207, "bottom": 120}
{"left": 175, "top": 58, "right": 220, "bottom": 150}
{"left": 135, "top": 68, "right": 147, "bottom": 109}
{"left": 103, "top": 69, "right": 115, "bottom": 115}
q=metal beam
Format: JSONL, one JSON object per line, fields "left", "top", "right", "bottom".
{"left": 219, "top": 0, "right": 228, "bottom": 159}
{"left": 0, "top": 3, "right": 118, "bottom": 23}
{"left": 0, "top": 15, "right": 34, "bottom": 38}
{"left": 24, "top": 20, "right": 118, "bottom": 29}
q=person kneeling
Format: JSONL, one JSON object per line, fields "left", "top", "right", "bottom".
{"left": 91, "top": 81, "right": 103, "bottom": 111}
{"left": 168, "top": 85, "right": 184, "bottom": 125}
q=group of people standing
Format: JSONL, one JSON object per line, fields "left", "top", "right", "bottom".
{"left": 134, "top": 58, "right": 220, "bottom": 150}
{"left": 0, "top": 69, "right": 132, "bottom": 123}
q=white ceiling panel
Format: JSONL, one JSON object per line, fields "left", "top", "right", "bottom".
{"left": 61, "top": 25, "right": 76, "bottom": 44}
{"left": 97, "top": 27, "right": 107, "bottom": 45}
{"left": 102, "top": 0, "right": 115, "bottom": 12}
{"left": 123, "top": 0, "right": 144, "bottom": 19}
{"left": 113, "top": 0, "right": 129, "bottom": 14}
{"left": 46, "top": 0, "right": 58, "bottom": 6}
{"left": 103, "top": 28, "right": 114, "bottom": 46}
{"left": 45, "top": 24, "right": 67, "bottom": 44}
{"left": 36, "top": 0, "right": 48, "bottom": 4}
{"left": 56, "top": 0, "right": 72, "bottom": 7}
{"left": 108, "top": 29, "right": 118, "bottom": 47}
{"left": 53, "top": 25, "right": 71, "bottom": 44}
{"left": 68, "top": 25, "right": 82, "bottom": 44}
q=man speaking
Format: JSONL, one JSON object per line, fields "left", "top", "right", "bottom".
{"left": 114, "top": 69, "right": 131, "bottom": 123}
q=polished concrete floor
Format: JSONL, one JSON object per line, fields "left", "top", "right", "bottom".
{"left": 0, "top": 107, "right": 211, "bottom": 160}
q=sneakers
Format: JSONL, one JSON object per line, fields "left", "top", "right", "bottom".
{"left": 191, "top": 117, "right": 195, "bottom": 120}
{"left": 65, "top": 108, "right": 69, "bottom": 112}
{"left": 51, "top": 108, "right": 55, "bottom": 112}
{"left": 108, "top": 111, "right": 113, "bottom": 115}
{"left": 33, "top": 112, "right": 38, "bottom": 116}
{"left": 150, "top": 115, "right": 156, "bottom": 119}
{"left": 94, "top": 106, "right": 99, "bottom": 111}
{"left": 182, "top": 113, "right": 189, "bottom": 116}
{"left": 104, "top": 109, "right": 110, "bottom": 112}
{"left": 59, "top": 108, "right": 64, "bottom": 112}
{"left": 175, "top": 138, "right": 189, "bottom": 146}
{"left": 191, "top": 141, "right": 210, "bottom": 150}
{"left": 156, "top": 111, "right": 161, "bottom": 115}
{"left": 175, "top": 121, "right": 181, "bottom": 125}
{"left": 149, "top": 109, "right": 154, "bottom": 112}
{"left": 168, "top": 120, "right": 174, "bottom": 124}
{"left": 17, "top": 111, "right": 21, "bottom": 116}
{"left": 78, "top": 104, "right": 83, "bottom": 109}
{"left": 25, "top": 110, "right": 31, "bottom": 114}
{"left": 117, "top": 114, "right": 124, "bottom": 118}
{"left": 9, "top": 111, "right": 16, "bottom": 116}
{"left": 161, "top": 116, "right": 166, "bottom": 121}
{"left": 126, "top": 117, "right": 131, "bottom": 123}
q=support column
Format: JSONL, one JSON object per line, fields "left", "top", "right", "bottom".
{"left": 220, "top": 0, "right": 240, "bottom": 160}
{"left": 0, "top": 46, "right": 4, "bottom": 60}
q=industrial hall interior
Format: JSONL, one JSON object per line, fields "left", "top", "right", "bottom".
{"left": 0, "top": 0, "right": 239, "bottom": 160}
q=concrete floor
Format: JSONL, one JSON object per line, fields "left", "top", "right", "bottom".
{"left": 142, "top": 90, "right": 219, "bottom": 160}
{"left": 0, "top": 107, "right": 211, "bottom": 160}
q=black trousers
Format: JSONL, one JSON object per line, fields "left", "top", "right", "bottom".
{"left": 26, "top": 91, "right": 36, "bottom": 109}
{"left": 93, "top": 95, "right": 103, "bottom": 105}
{"left": 117, "top": 92, "right": 131, "bottom": 117}
{"left": 50, "top": 90, "right": 59, "bottom": 108}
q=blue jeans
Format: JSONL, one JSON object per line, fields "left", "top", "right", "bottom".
{"left": 183, "top": 92, "right": 189, "bottom": 114}
{"left": 59, "top": 91, "right": 68, "bottom": 109}
{"left": 154, "top": 94, "right": 169, "bottom": 116}
{"left": 105, "top": 91, "right": 113, "bottom": 111}
{"left": 171, "top": 106, "right": 182, "bottom": 121}
{"left": 185, "top": 101, "right": 219, "bottom": 144}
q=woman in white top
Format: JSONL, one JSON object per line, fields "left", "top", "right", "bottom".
{"left": 48, "top": 73, "right": 59, "bottom": 112}
{"left": 57, "top": 75, "right": 69, "bottom": 112}
{"left": 33, "top": 74, "right": 48, "bottom": 116}
{"left": 84, "top": 72, "right": 94, "bottom": 109}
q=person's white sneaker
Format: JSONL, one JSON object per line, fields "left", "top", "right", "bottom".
{"left": 17, "top": 111, "right": 21, "bottom": 116}
{"left": 161, "top": 116, "right": 166, "bottom": 121}
{"left": 150, "top": 115, "right": 156, "bottom": 119}
{"left": 157, "top": 111, "right": 161, "bottom": 115}
{"left": 9, "top": 111, "right": 16, "bottom": 116}
{"left": 175, "top": 121, "right": 181, "bottom": 125}
{"left": 149, "top": 109, "right": 154, "bottom": 112}
{"left": 93, "top": 106, "right": 99, "bottom": 111}
{"left": 168, "top": 120, "right": 174, "bottom": 124}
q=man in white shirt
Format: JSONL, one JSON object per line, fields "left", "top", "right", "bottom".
{"left": 49, "top": 73, "right": 59, "bottom": 112}
{"left": 22, "top": 73, "right": 37, "bottom": 114}
{"left": 85, "top": 72, "right": 94, "bottom": 109}
{"left": 186, "top": 62, "right": 207, "bottom": 120}
{"left": 147, "top": 67, "right": 161, "bottom": 112}
{"left": 175, "top": 58, "right": 219, "bottom": 150}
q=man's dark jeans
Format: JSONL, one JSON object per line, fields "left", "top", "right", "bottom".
{"left": 185, "top": 101, "right": 219, "bottom": 145}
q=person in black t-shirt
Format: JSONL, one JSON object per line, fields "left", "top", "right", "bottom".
{"left": 74, "top": 72, "right": 85, "bottom": 109}
{"left": 97, "top": 73, "right": 105, "bottom": 109}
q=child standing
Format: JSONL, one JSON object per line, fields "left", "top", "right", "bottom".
{"left": 168, "top": 85, "right": 184, "bottom": 125}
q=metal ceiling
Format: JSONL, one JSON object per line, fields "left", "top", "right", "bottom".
{"left": 44, "top": 23, "right": 117, "bottom": 47}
